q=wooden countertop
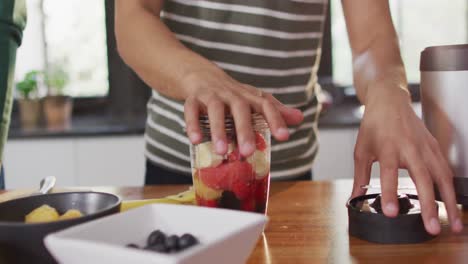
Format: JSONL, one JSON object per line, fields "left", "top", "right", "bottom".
{"left": 91, "top": 179, "right": 468, "bottom": 264}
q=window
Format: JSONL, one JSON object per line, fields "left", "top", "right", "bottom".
{"left": 331, "top": 0, "right": 468, "bottom": 86}
{"left": 15, "top": 0, "right": 109, "bottom": 97}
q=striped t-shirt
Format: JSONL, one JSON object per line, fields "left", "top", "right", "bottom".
{"left": 145, "top": 0, "right": 327, "bottom": 180}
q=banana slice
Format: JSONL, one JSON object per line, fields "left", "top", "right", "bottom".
{"left": 193, "top": 176, "right": 222, "bottom": 200}
{"left": 227, "top": 142, "right": 235, "bottom": 154}
{"left": 25, "top": 205, "right": 60, "bottom": 223}
{"left": 59, "top": 209, "right": 83, "bottom": 220}
{"left": 194, "top": 142, "right": 223, "bottom": 169}
{"left": 247, "top": 150, "right": 270, "bottom": 179}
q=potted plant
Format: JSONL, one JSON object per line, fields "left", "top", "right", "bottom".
{"left": 43, "top": 65, "right": 72, "bottom": 130}
{"left": 16, "top": 71, "right": 41, "bottom": 129}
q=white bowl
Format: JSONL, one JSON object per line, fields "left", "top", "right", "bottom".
{"left": 45, "top": 204, "right": 267, "bottom": 264}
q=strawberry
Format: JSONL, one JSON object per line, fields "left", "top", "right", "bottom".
{"left": 241, "top": 196, "right": 256, "bottom": 212}
{"left": 232, "top": 179, "right": 254, "bottom": 200}
{"left": 255, "top": 132, "right": 267, "bottom": 151}
{"left": 227, "top": 147, "right": 241, "bottom": 162}
{"left": 254, "top": 176, "right": 269, "bottom": 206}
{"left": 193, "top": 174, "right": 222, "bottom": 200}
{"left": 195, "top": 194, "right": 218, "bottom": 208}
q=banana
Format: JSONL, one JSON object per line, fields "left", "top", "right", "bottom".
{"left": 25, "top": 205, "right": 60, "bottom": 223}
{"left": 227, "top": 142, "right": 235, "bottom": 154}
{"left": 59, "top": 209, "right": 83, "bottom": 220}
{"left": 120, "top": 188, "right": 196, "bottom": 212}
{"left": 194, "top": 142, "right": 223, "bottom": 169}
{"left": 193, "top": 176, "right": 222, "bottom": 200}
{"left": 247, "top": 150, "right": 270, "bottom": 179}
{"left": 165, "top": 188, "right": 196, "bottom": 203}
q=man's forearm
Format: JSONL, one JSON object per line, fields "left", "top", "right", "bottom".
{"left": 342, "top": 0, "right": 410, "bottom": 105}
{"left": 352, "top": 33, "right": 409, "bottom": 105}
{"left": 115, "top": 1, "right": 221, "bottom": 100}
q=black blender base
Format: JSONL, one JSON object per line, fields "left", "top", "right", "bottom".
{"left": 347, "top": 194, "right": 435, "bottom": 244}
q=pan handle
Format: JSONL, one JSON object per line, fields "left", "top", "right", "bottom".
{"left": 38, "top": 176, "right": 56, "bottom": 194}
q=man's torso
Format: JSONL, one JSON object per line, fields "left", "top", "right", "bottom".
{"left": 146, "top": 0, "right": 328, "bottom": 179}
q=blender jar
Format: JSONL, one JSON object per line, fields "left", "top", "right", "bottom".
{"left": 190, "top": 113, "right": 271, "bottom": 214}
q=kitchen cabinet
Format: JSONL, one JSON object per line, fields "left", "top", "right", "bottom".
{"left": 3, "top": 136, "right": 145, "bottom": 189}
{"left": 3, "top": 139, "right": 76, "bottom": 188}
{"left": 75, "top": 137, "right": 145, "bottom": 186}
{"left": 314, "top": 127, "right": 410, "bottom": 181}
{"left": 314, "top": 128, "right": 358, "bottom": 180}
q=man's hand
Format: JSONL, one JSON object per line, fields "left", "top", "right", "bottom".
{"left": 182, "top": 69, "right": 304, "bottom": 157}
{"left": 351, "top": 86, "right": 463, "bottom": 235}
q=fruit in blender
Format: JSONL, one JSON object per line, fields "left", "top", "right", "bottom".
{"left": 219, "top": 191, "right": 242, "bottom": 210}
{"left": 193, "top": 131, "right": 270, "bottom": 213}
{"left": 194, "top": 142, "right": 224, "bottom": 169}
{"left": 255, "top": 132, "right": 267, "bottom": 151}
{"left": 194, "top": 141, "right": 235, "bottom": 169}
{"left": 193, "top": 174, "right": 222, "bottom": 200}
{"left": 247, "top": 150, "right": 269, "bottom": 179}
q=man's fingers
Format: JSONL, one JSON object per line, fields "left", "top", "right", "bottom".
{"left": 407, "top": 156, "right": 440, "bottom": 235}
{"left": 379, "top": 157, "right": 399, "bottom": 218}
{"left": 184, "top": 97, "right": 202, "bottom": 144}
{"left": 263, "top": 93, "right": 304, "bottom": 125}
{"left": 242, "top": 89, "right": 289, "bottom": 141}
{"left": 205, "top": 95, "right": 227, "bottom": 155}
{"left": 230, "top": 97, "right": 255, "bottom": 157}
{"left": 352, "top": 145, "right": 373, "bottom": 198}
{"left": 261, "top": 100, "right": 289, "bottom": 141}
{"left": 427, "top": 147, "right": 463, "bottom": 233}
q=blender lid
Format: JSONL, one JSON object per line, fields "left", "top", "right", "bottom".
{"left": 347, "top": 193, "right": 437, "bottom": 244}
{"left": 420, "top": 44, "right": 468, "bottom": 71}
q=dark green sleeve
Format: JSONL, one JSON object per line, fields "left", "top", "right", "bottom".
{"left": 0, "top": 0, "right": 26, "bottom": 161}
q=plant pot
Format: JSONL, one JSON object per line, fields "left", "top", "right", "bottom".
{"left": 18, "top": 99, "right": 41, "bottom": 130}
{"left": 43, "top": 95, "right": 73, "bottom": 130}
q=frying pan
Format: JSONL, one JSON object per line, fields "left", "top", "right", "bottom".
{"left": 0, "top": 191, "right": 121, "bottom": 264}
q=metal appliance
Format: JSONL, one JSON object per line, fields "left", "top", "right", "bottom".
{"left": 420, "top": 44, "right": 468, "bottom": 205}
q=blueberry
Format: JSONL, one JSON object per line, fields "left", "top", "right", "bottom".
{"left": 146, "top": 243, "right": 169, "bottom": 253}
{"left": 126, "top": 243, "right": 139, "bottom": 249}
{"left": 219, "top": 191, "right": 241, "bottom": 210}
{"left": 164, "top": 235, "right": 180, "bottom": 252}
{"left": 179, "top": 233, "right": 199, "bottom": 250}
{"left": 147, "top": 230, "right": 166, "bottom": 246}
